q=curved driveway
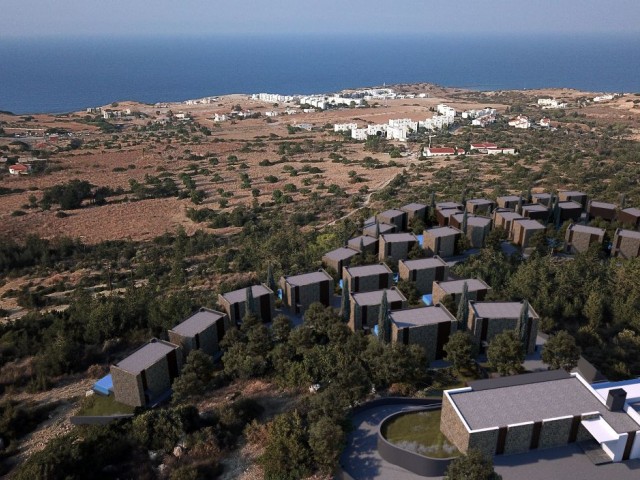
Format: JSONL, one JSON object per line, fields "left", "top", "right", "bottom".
{"left": 339, "top": 403, "right": 444, "bottom": 480}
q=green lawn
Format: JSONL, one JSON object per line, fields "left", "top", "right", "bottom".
{"left": 382, "top": 410, "right": 461, "bottom": 459}
{"left": 77, "top": 394, "right": 135, "bottom": 416}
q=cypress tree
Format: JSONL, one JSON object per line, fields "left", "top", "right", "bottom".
{"left": 517, "top": 300, "right": 530, "bottom": 350}
{"left": 462, "top": 210, "right": 468, "bottom": 234}
{"left": 245, "top": 286, "right": 255, "bottom": 317}
{"left": 516, "top": 195, "right": 523, "bottom": 214}
{"left": 378, "top": 291, "right": 390, "bottom": 343}
{"left": 358, "top": 236, "right": 365, "bottom": 253}
{"left": 266, "top": 264, "right": 276, "bottom": 292}
{"left": 430, "top": 192, "right": 436, "bottom": 210}
{"left": 374, "top": 222, "right": 380, "bottom": 238}
{"left": 340, "top": 286, "right": 350, "bottom": 322}
{"left": 456, "top": 281, "right": 469, "bottom": 329}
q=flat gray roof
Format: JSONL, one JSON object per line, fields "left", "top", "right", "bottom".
{"left": 498, "top": 195, "right": 521, "bottom": 202}
{"left": 569, "top": 224, "right": 605, "bottom": 236}
{"left": 616, "top": 229, "right": 640, "bottom": 239}
{"left": 522, "top": 204, "right": 548, "bottom": 213}
{"left": 589, "top": 201, "right": 616, "bottom": 209}
{"left": 467, "top": 198, "right": 493, "bottom": 205}
{"left": 400, "top": 257, "right": 448, "bottom": 270}
{"left": 352, "top": 289, "right": 406, "bottom": 306}
{"left": 621, "top": 207, "right": 640, "bottom": 217}
{"left": 450, "top": 375, "right": 640, "bottom": 433}
{"left": 558, "top": 201, "right": 583, "bottom": 209}
{"left": 390, "top": 305, "right": 455, "bottom": 328}
{"left": 284, "top": 270, "right": 332, "bottom": 287}
{"left": 222, "top": 284, "right": 272, "bottom": 304}
{"left": 471, "top": 301, "right": 538, "bottom": 319}
{"left": 347, "top": 235, "right": 378, "bottom": 249}
{"left": 401, "top": 202, "right": 427, "bottom": 212}
{"left": 380, "top": 232, "right": 417, "bottom": 243}
{"left": 435, "top": 278, "right": 490, "bottom": 294}
{"left": 170, "top": 309, "right": 224, "bottom": 337}
{"left": 425, "top": 226, "right": 461, "bottom": 238}
{"left": 496, "top": 210, "right": 525, "bottom": 221}
{"left": 363, "top": 223, "right": 395, "bottom": 235}
{"left": 378, "top": 209, "right": 406, "bottom": 219}
{"left": 560, "top": 190, "right": 587, "bottom": 197}
{"left": 514, "top": 219, "right": 545, "bottom": 230}
{"left": 344, "top": 263, "right": 391, "bottom": 277}
{"left": 323, "top": 247, "right": 360, "bottom": 262}
{"left": 115, "top": 340, "right": 178, "bottom": 374}
{"left": 436, "top": 201, "right": 462, "bottom": 210}
{"left": 452, "top": 214, "right": 492, "bottom": 227}
{"left": 532, "top": 192, "right": 551, "bottom": 199}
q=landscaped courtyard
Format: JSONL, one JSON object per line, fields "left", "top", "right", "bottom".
{"left": 382, "top": 409, "right": 460, "bottom": 459}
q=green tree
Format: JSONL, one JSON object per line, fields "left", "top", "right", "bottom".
{"left": 515, "top": 300, "right": 530, "bottom": 350}
{"left": 444, "top": 331, "right": 477, "bottom": 373}
{"left": 378, "top": 291, "right": 390, "bottom": 343}
{"left": 261, "top": 411, "right": 313, "bottom": 480}
{"left": 271, "top": 314, "right": 292, "bottom": 343}
{"left": 245, "top": 286, "right": 255, "bottom": 317}
{"left": 456, "top": 281, "right": 469, "bottom": 328}
{"left": 308, "top": 416, "right": 346, "bottom": 475}
{"left": 487, "top": 330, "right": 524, "bottom": 376}
{"left": 172, "top": 349, "right": 215, "bottom": 403}
{"left": 541, "top": 330, "right": 581, "bottom": 371}
{"left": 445, "top": 448, "right": 502, "bottom": 480}
{"left": 339, "top": 286, "right": 350, "bottom": 322}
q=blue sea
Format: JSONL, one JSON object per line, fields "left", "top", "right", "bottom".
{"left": 1, "top": 34, "right": 639, "bottom": 114}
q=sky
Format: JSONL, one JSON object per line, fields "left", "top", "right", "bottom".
{"left": 2, "top": 0, "right": 640, "bottom": 37}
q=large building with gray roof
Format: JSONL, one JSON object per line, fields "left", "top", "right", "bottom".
{"left": 168, "top": 308, "right": 228, "bottom": 358}
{"left": 441, "top": 370, "right": 640, "bottom": 462}
{"left": 111, "top": 338, "right": 183, "bottom": 407}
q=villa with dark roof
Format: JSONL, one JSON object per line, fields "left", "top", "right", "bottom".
{"left": 467, "top": 300, "right": 539, "bottom": 354}
{"left": 432, "top": 278, "right": 491, "bottom": 305}
{"left": 450, "top": 214, "right": 492, "bottom": 248}
{"left": 496, "top": 195, "right": 521, "bottom": 210}
{"left": 378, "top": 232, "right": 418, "bottom": 261}
{"left": 218, "top": 284, "right": 275, "bottom": 324}
{"left": 401, "top": 202, "right": 428, "bottom": 222}
{"left": 322, "top": 246, "right": 360, "bottom": 275}
{"left": 441, "top": 370, "right": 640, "bottom": 462}
{"left": 612, "top": 228, "right": 640, "bottom": 259}
{"left": 398, "top": 256, "right": 449, "bottom": 295}
{"left": 363, "top": 222, "right": 396, "bottom": 238}
{"left": 390, "top": 304, "right": 457, "bottom": 363}
{"left": 565, "top": 224, "right": 606, "bottom": 254}
{"left": 376, "top": 209, "right": 408, "bottom": 232}
{"left": 557, "top": 201, "right": 584, "bottom": 222}
{"left": 168, "top": 308, "right": 228, "bottom": 358}
{"left": 559, "top": 190, "right": 588, "bottom": 208}
{"left": 588, "top": 200, "right": 617, "bottom": 221}
{"left": 111, "top": 339, "right": 183, "bottom": 407}
{"left": 279, "top": 269, "right": 334, "bottom": 314}
{"left": 617, "top": 208, "right": 640, "bottom": 229}
{"left": 349, "top": 288, "right": 407, "bottom": 332}
{"left": 466, "top": 198, "right": 494, "bottom": 216}
{"left": 347, "top": 235, "right": 378, "bottom": 254}
{"left": 531, "top": 192, "right": 552, "bottom": 206}
{"left": 521, "top": 203, "right": 549, "bottom": 221}
{"left": 493, "top": 209, "right": 524, "bottom": 234}
{"left": 423, "top": 226, "right": 462, "bottom": 258}
{"left": 342, "top": 263, "right": 393, "bottom": 293}
{"left": 511, "top": 218, "right": 546, "bottom": 249}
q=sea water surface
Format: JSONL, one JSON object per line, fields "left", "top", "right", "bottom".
{"left": 1, "top": 33, "right": 639, "bottom": 114}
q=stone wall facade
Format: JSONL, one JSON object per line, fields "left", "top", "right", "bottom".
{"left": 468, "top": 311, "right": 538, "bottom": 354}
{"left": 468, "top": 428, "right": 500, "bottom": 457}
{"left": 218, "top": 291, "right": 275, "bottom": 324}
{"left": 398, "top": 261, "right": 448, "bottom": 295}
{"left": 343, "top": 270, "right": 392, "bottom": 293}
{"left": 440, "top": 395, "right": 470, "bottom": 453}
{"left": 379, "top": 239, "right": 417, "bottom": 261}
{"left": 423, "top": 231, "right": 459, "bottom": 258}
{"left": 391, "top": 320, "right": 456, "bottom": 363}
{"left": 111, "top": 366, "right": 144, "bottom": 407}
{"left": 565, "top": 227, "right": 604, "bottom": 254}
{"left": 539, "top": 416, "right": 573, "bottom": 449}
{"left": 613, "top": 231, "right": 640, "bottom": 259}
{"left": 168, "top": 317, "right": 227, "bottom": 358}
{"left": 466, "top": 222, "right": 492, "bottom": 248}
{"left": 281, "top": 278, "right": 333, "bottom": 313}
{"left": 504, "top": 422, "right": 534, "bottom": 454}
{"left": 432, "top": 283, "right": 486, "bottom": 306}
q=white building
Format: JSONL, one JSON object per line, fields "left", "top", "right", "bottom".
{"left": 437, "top": 104, "right": 456, "bottom": 117}
{"left": 593, "top": 94, "right": 615, "bottom": 102}
{"left": 387, "top": 125, "right": 410, "bottom": 141}
{"left": 252, "top": 93, "right": 296, "bottom": 103}
{"left": 538, "top": 98, "right": 567, "bottom": 109}
{"left": 509, "top": 115, "right": 531, "bottom": 129}
{"left": 471, "top": 114, "right": 497, "bottom": 127}
{"left": 389, "top": 118, "right": 418, "bottom": 130}
{"left": 351, "top": 128, "right": 368, "bottom": 141}
{"left": 334, "top": 123, "right": 358, "bottom": 133}
{"left": 213, "top": 113, "right": 227, "bottom": 122}
{"left": 366, "top": 124, "right": 387, "bottom": 136}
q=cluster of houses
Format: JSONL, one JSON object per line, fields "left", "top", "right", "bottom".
{"left": 98, "top": 190, "right": 640, "bottom": 420}
{"left": 537, "top": 98, "right": 568, "bottom": 109}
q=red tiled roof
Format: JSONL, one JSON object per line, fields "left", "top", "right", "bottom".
{"left": 429, "top": 148, "right": 455, "bottom": 154}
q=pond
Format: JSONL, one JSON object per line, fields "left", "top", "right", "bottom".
{"left": 381, "top": 409, "right": 461, "bottom": 459}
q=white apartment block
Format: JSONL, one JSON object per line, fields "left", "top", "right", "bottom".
{"left": 471, "top": 115, "right": 497, "bottom": 127}
{"left": 389, "top": 118, "right": 418, "bottom": 130}
{"left": 508, "top": 115, "right": 531, "bottom": 129}
{"left": 351, "top": 128, "right": 368, "bottom": 141}
{"left": 335, "top": 123, "right": 358, "bottom": 133}
{"left": 366, "top": 124, "right": 387, "bottom": 136}
{"left": 437, "top": 104, "right": 456, "bottom": 117}
{"left": 537, "top": 98, "right": 567, "bottom": 109}
{"left": 387, "top": 125, "right": 410, "bottom": 141}
{"left": 252, "top": 93, "right": 296, "bottom": 103}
